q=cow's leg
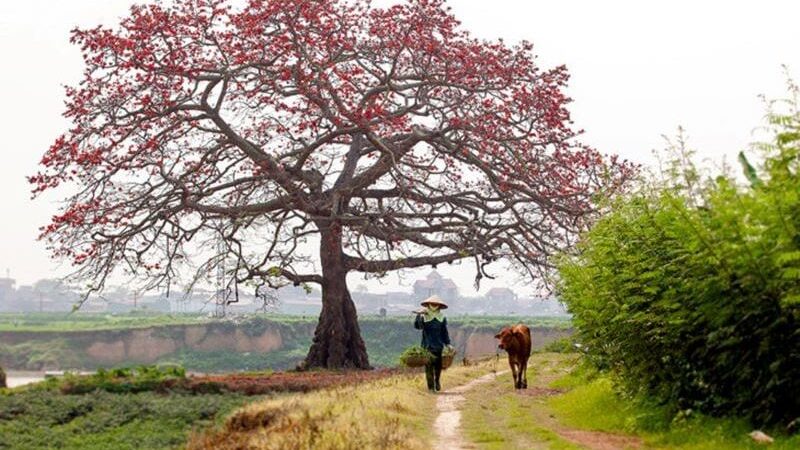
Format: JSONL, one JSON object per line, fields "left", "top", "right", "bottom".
{"left": 508, "top": 357, "right": 518, "bottom": 389}
{"left": 514, "top": 358, "right": 523, "bottom": 389}
{"left": 521, "top": 356, "right": 529, "bottom": 389}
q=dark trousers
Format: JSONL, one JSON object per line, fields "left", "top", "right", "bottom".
{"left": 425, "top": 349, "right": 443, "bottom": 391}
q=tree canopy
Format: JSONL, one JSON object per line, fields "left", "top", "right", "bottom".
{"left": 32, "top": 0, "right": 632, "bottom": 368}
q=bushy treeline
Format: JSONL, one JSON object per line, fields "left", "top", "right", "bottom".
{"left": 557, "top": 90, "right": 800, "bottom": 426}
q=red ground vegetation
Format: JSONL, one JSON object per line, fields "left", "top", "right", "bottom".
{"left": 183, "top": 368, "right": 414, "bottom": 396}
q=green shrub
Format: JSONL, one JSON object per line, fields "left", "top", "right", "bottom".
{"left": 59, "top": 365, "right": 187, "bottom": 394}
{"left": 0, "top": 388, "right": 248, "bottom": 450}
{"left": 557, "top": 89, "right": 800, "bottom": 426}
{"left": 240, "top": 316, "right": 273, "bottom": 337}
{"left": 0, "top": 340, "right": 83, "bottom": 370}
{"left": 541, "top": 337, "right": 576, "bottom": 354}
{"left": 159, "top": 346, "right": 310, "bottom": 372}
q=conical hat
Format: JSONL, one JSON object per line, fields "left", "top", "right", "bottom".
{"left": 420, "top": 295, "right": 448, "bottom": 309}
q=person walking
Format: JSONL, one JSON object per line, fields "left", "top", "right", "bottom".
{"left": 414, "top": 295, "right": 452, "bottom": 392}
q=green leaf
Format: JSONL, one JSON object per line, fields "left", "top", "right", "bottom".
{"left": 737, "top": 151, "right": 762, "bottom": 188}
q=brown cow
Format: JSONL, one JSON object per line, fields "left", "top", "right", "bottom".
{"left": 495, "top": 324, "right": 532, "bottom": 389}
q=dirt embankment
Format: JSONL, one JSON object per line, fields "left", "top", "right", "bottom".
{"left": 81, "top": 325, "right": 284, "bottom": 365}
{"left": 0, "top": 320, "right": 571, "bottom": 370}
{"left": 0, "top": 321, "right": 302, "bottom": 369}
{"left": 450, "top": 327, "right": 570, "bottom": 358}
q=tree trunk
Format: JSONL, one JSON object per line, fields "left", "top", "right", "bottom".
{"left": 304, "top": 224, "right": 370, "bottom": 369}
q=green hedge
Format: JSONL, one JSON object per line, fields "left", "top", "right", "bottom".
{"left": 557, "top": 97, "right": 800, "bottom": 426}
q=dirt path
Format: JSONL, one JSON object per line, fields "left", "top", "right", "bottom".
{"left": 448, "top": 354, "right": 643, "bottom": 450}
{"left": 517, "top": 356, "right": 643, "bottom": 450}
{"left": 517, "top": 386, "right": 642, "bottom": 450}
{"left": 433, "top": 370, "right": 509, "bottom": 450}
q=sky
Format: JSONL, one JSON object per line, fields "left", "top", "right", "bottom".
{"left": 0, "top": 0, "right": 799, "bottom": 296}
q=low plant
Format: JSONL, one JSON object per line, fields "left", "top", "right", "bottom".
{"left": 541, "top": 337, "right": 577, "bottom": 354}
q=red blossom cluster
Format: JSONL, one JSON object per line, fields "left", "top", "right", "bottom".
{"left": 187, "top": 367, "right": 410, "bottom": 395}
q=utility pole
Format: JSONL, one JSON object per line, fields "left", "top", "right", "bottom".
{"left": 215, "top": 235, "right": 226, "bottom": 318}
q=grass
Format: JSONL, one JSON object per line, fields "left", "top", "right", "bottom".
{"left": 8, "top": 351, "right": 795, "bottom": 449}
{"left": 448, "top": 315, "right": 572, "bottom": 330}
{"left": 459, "top": 353, "right": 800, "bottom": 450}
{"left": 0, "top": 312, "right": 212, "bottom": 332}
{"left": 188, "top": 360, "right": 493, "bottom": 450}
{"left": 460, "top": 353, "right": 581, "bottom": 449}
{"left": 0, "top": 364, "right": 256, "bottom": 449}
{"left": 159, "top": 345, "right": 311, "bottom": 372}
{"left": 549, "top": 371, "right": 800, "bottom": 450}
{"left": 462, "top": 383, "right": 579, "bottom": 449}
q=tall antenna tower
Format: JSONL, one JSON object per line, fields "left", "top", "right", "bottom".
{"left": 214, "top": 234, "right": 227, "bottom": 318}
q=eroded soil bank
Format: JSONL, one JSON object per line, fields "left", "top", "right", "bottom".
{"left": 0, "top": 317, "right": 571, "bottom": 371}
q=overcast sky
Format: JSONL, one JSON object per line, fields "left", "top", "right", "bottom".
{"left": 1, "top": 0, "right": 798, "bottom": 296}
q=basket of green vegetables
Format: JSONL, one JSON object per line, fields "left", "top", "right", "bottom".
{"left": 399, "top": 345, "right": 434, "bottom": 367}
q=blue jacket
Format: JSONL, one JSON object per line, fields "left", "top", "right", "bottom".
{"left": 414, "top": 314, "right": 451, "bottom": 352}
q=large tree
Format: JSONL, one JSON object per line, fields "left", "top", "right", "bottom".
{"left": 32, "top": 0, "right": 633, "bottom": 368}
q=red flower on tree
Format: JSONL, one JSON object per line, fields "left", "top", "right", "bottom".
{"left": 31, "top": 0, "right": 634, "bottom": 369}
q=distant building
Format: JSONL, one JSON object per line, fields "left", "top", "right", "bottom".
{"left": 15, "top": 285, "right": 35, "bottom": 303}
{"left": 351, "top": 291, "right": 387, "bottom": 314}
{"left": 271, "top": 284, "right": 321, "bottom": 315}
{"left": 484, "top": 287, "right": 520, "bottom": 314}
{"left": 0, "top": 277, "right": 15, "bottom": 292}
{"left": 412, "top": 271, "right": 457, "bottom": 300}
{"left": 0, "top": 277, "right": 15, "bottom": 305}
{"left": 79, "top": 297, "right": 108, "bottom": 313}
{"left": 485, "top": 287, "right": 517, "bottom": 303}
{"left": 524, "top": 296, "right": 570, "bottom": 316}
{"left": 279, "top": 298, "right": 322, "bottom": 315}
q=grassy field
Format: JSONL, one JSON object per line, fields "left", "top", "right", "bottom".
{"left": 3, "top": 353, "right": 798, "bottom": 449}
{"left": 548, "top": 368, "right": 800, "bottom": 449}
{"left": 0, "top": 364, "right": 411, "bottom": 450}
{"left": 0, "top": 385, "right": 251, "bottom": 450}
{"left": 0, "top": 312, "right": 295, "bottom": 332}
{"left": 460, "top": 353, "right": 800, "bottom": 449}
{"left": 188, "top": 361, "right": 494, "bottom": 450}
{"left": 461, "top": 354, "right": 582, "bottom": 449}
